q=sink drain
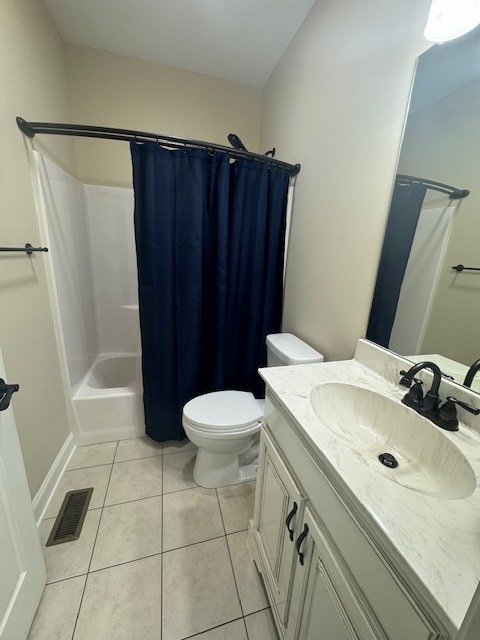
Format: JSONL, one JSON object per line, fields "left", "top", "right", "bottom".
{"left": 378, "top": 452, "right": 398, "bottom": 469}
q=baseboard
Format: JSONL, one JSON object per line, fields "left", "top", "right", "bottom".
{"left": 32, "top": 433, "right": 76, "bottom": 527}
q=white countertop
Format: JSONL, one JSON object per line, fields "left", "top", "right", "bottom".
{"left": 259, "top": 340, "right": 480, "bottom": 632}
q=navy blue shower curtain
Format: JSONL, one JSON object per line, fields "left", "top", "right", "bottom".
{"left": 367, "top": 181, "right": 427, "bottom": 347}
{"left": 131, "top": 142, "right": 290, "bottom": 442}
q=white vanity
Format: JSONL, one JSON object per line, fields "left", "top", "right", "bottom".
{"left": 248, "top": 339, "right": 480, "bottom": 640}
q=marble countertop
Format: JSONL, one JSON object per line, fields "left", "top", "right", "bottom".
{"left": 259, "top": 340, "right": 480, "bottom": 633}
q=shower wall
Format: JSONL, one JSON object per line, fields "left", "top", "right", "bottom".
{"left": 85, "top": 186, "right": 140, "bottom": 354}
{"left": 31, "top": 151, "right": 142, "bottom": 442}
{"left": 31, "top": 151, "right": 98, "bottom": 392}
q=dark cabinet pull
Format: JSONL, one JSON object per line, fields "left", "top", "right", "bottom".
{"left": 285, "top": 502, "right": 298, "bottom": 541}
{"left": 0, "top": 379, "right": 19, "bottom": 412}
{"left": 295, "top": 523, "right": 309, "bottom": 565}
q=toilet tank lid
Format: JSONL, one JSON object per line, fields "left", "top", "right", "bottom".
{"left": 266, "top": 333, "right": 324, "bottom": 365}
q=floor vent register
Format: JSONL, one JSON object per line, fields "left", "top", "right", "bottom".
{"left": 46, "top": 488, "right": 93, "bottom": 547}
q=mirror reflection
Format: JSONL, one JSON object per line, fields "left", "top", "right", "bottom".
{"left": 367, "top": 28, "right": 480, "bottom": 393}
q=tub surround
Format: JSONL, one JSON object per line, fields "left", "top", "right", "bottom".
{"left": 32, "top": 151, "right": 144, "bottom": 445}
{"left": 257, "top": 339, "right": 480, "bottom": 634}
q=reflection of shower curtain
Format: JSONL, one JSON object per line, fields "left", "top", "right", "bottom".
{"left": 367, "top": 182, "right": 427, "bottom": 347}
{"left": 131, "top": 143, "right": 291, "bottom": 442}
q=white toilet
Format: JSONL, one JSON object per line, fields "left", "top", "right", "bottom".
{"left": 182, "top": 333, "right": 324, "bottom": 488}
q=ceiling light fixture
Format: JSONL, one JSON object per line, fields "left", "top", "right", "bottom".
{"left": 424, "top": 0, "right": 480, "bottom": 43}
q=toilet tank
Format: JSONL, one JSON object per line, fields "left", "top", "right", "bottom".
{"left": 266, "top": 333, "right": 324, "bottom": 367}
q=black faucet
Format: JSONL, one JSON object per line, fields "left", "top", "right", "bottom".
{"left": 464, "top": 358, "right": 480, "bottom": 388}
{"left": 399, "top": 362, "right": 480, "bottom": 431}
{"left": 400, "top": 361, "right": 442, "bottom": 413}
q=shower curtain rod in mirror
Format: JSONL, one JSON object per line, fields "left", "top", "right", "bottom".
{"left": 396, "top": 174, "right": 470, "bottom": 200}
{"left": 16, "top": 117, "right": 301, "bottom": 176}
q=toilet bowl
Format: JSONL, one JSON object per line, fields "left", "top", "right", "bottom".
{"left": 182, "top": 333, "right": 324, "bottom": 489}
{"left": 183, "top": 390, "right": 263, "bottom": 489}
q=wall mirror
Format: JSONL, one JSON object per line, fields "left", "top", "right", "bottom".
{"left": 367, "top": 27, "right": 480, "bottom": 393}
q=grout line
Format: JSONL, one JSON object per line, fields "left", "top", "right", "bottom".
{"left": 162, "top": 483, "right": 198, "bottom": 496}
{"left": 243, "top": 606, "right": 271, "bottom": 618}
{"left": 181, "top": 615, "right": 246, "bottom": 639}
{"left": 66, "top": 459, "right": 118, "bottom": 472}
{"left": 162, "top": 534, "right": 225, "bottom": 557}
{"left": 82, "top": 534, "right": 228, "bottom": 579}
{"left": 45, "top": 573, "right": 88, "bottom": 586}
{"left": 88, "top": 441, "right": 119, "bottom": 570}
{"left": 113, "top": 452, "right": 163, "bottom": 465}
{"left": 244, "top": 608, "right": 278, "bottom": 640}
{"left": 216, "top": 489, "right": 245, "bottom": 617}
{"left": 103, "top": 492, "right": 164, "bottom": 509}
{"left": 87, "top": 550, "right": 163, "bottom": 575}
{"left": 99, "top": 481, "right": 200, "bottom": 509}
{"left": 70, "top": 441, "right": 119, "bottom": 640}
{"left": 41, "top": 505, "right": 103, "bottom": 523}
{"left": 101, "top": 442, "right": 119, "bottom": 510}
{"left": 243, "top": 615, "right": 250, "bottom": 639}
{"left": 215, "top": 489, "right": 227, "bottom": 537}
{"left": 64, "top": 462, "right": 113, "bottom": 474}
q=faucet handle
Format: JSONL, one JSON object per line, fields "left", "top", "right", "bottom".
{"left": 444, "top": 397, "right": 480, "bottom": 415}
{"left": 436, "top": 397, "right": 480, "bottom": 431}
{"left": 399, "top": 371, "right": 423, "bottom": 388}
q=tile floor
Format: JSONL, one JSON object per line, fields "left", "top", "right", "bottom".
{"left": 27, "top": 437, "right": 279, "bottom": 640}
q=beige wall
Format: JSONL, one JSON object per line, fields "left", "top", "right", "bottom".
{"left": 0, "top": 0, "right": 438, "bottom": 494}
{"left": 261, "top": 0, "right": 432, "bottom": 361}
{"left": 0, "top": 0, "right": 76, "bottom": 495}
{"left": 0, "top": 33, "right": 262, "bottom": 495}
{"left": 66, "top": 44, "right": 263, "bottom": 187}
{"left": 398, "top": 79, "right": 480, "bottom": 366}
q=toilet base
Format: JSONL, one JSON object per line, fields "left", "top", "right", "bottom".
{"left": 193, "top": 445, "right": 258, "bottom": 489}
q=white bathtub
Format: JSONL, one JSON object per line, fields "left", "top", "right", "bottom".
{"left": 73, "top": 353, "right": 145, "bottom": 443}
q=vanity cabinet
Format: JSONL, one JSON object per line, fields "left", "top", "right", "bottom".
{"left": 255, "top": 428, "right": 305, "bottom": 628}
{"left": 249, "top": 395, "right": 446, "bottom": 640}
{"left": 286, "top": 507, "right": 380, "bottom": 640}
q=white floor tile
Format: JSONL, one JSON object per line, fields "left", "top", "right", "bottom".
{"left": 27, "top": 575, "right": 86, "bottom": 640}
{"left": 90, "top": 495, "right": 162, "bottom": 571}
{"left": 244, "top": 609, "right": 279, "bottom": 640}
{"left": 188, "top": 619, "right": 247, "bottom": 639}
{"left": 217, "top": 481, "right": 256, "bottom": 534}
{"left": 67, "top": 442, "right": 117, "bottom": 470}
{"left": 162, "top": 438, "right": 196, "bottom": 456}
{"left": 39, "top": 510, "right": 101, "bottom": 583}
{"left": 45, "top": 465, "right": 112, "bottom": 519}
{"left": 162, "top": 449, "right": 197, "bottom": 494}
{"left": 227, "top": 531, "right": 269, "bottom": 615}
{"left": 162, "top": 537, "right": 242, "bottom": 639}
{"left": 105, "top": 456, "right": 162, "bottom": 505}
{"left": 114, "top": 436, "right": 162, "bottom": 462}
{"left": 73, "top": 555, "right": 162, "bottom": 640}
{"left": 163, "top": 487, "right": 223, "bottom": 551}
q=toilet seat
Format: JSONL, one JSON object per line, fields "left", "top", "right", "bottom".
{"left": 183, "top": 390, "right": 263, "bottom": 434}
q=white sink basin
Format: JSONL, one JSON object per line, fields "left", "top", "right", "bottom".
{"left": 310, "top": 382, "right": 476, "bottom": 500}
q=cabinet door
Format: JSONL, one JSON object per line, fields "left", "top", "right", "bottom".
{"left": 288, "top": 508, "right": 383, "bottom": 640}
{"left": 254, "top": 430, "right": 305, "bottom": 629}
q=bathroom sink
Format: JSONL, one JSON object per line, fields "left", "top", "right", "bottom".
{"left": 310, "top": 382, "right": 476, "bottom": 500}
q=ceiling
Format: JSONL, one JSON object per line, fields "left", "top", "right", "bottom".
{"left": 410, "top": 26, "right": 480, "bottom": 113}
{"left": 43, "top": 0, "right": 316, "bottom": 87}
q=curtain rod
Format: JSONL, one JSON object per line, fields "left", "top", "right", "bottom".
{"left": 396, "top": 174, "right": 470, "bottom": 200}
{"left": 16, "top": 117, "right": 301, "bottom": 176}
